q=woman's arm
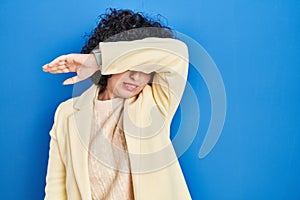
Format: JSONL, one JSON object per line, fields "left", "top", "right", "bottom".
{"left": 42, "top": 37, "right": 189, "bottom": 117}
{"left": 99, "top": 37, "right": 189, "bottom": 118}
{"left": 44, "top": 104, "right": 67, "bottom": 200}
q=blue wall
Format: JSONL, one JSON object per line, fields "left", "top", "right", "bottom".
{"left": 1, "top": 0, "right": 299, "bottom": 199}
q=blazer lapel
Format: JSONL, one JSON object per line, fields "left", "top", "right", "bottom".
{"left": 67, "top": 84, "right": 98, "bottom": 200}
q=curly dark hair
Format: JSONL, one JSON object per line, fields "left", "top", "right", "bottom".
{"left": 80, "top": 8, "right": 174, "bottom": 93}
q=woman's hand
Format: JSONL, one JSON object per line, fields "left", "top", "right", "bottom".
{"left": 42, "top": 53, "right": 99, "bottom": 85}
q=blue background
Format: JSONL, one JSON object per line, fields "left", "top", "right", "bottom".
{"left": 1, "top": 0, "right": 299, "bottom": 199}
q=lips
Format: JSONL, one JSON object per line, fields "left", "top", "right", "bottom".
{"left": 123, "top": 82, "right": 139, "bottom": 91}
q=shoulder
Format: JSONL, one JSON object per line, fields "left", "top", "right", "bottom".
{"left": 53, "top": 97, "right": 78, "bottom": 123}
{"left": 54, "top": 84, "right": 98, "bottom": 117}
{"left": 56, "top": 98, "right": 75, "bottom": 112}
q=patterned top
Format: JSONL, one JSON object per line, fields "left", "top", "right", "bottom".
{"left": 88, "top": 87, "right": 134, "bottom": 200}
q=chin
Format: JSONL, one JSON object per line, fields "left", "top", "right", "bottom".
{"left": 119, "top": 91, "right": 140, "bottom": 99}
{"left": 117, "top": 92, "right": 133, "bottom": 99}
{"left": 119, "top": 88, "right": 143, "bottom": 98}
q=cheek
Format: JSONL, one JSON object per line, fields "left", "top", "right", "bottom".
{"left": 109, "top": 74, "right": 126, "bottom": 86}
{"left": 135, "top": 76, "right": 151, "bottom": 94}
{"left": 141, "top": 75, "right": 152, "bottom": 85}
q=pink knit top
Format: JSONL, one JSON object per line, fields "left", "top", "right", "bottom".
{"left": 88, "top": 87, "right": 134, "bottom": 200}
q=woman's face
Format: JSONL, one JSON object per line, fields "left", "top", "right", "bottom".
{"left": 101, "top": 70, "right": 152, "bottom": 100}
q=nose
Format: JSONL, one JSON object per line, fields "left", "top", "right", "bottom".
{"left": 129, "top": 71, "right": 141, "bottom": 81}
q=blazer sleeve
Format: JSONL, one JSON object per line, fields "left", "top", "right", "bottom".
{"left": 44, "top": 104, "right": 67, "bottom": 200}
{"left": 98, "top": 37, "right": 189, "bottom": 118}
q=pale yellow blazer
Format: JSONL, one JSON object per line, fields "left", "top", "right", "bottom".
{"left": 44, "top": 37, "right": 192, "bottom": 200}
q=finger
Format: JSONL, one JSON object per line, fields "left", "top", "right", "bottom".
{"left": 45, "top": 63, "right": 68, "bottom": 71}
{"left": 46, "top": 63, "right": 74, "bottom": 72}
{"left": 42, "top": 65, "right": 57, "bottom": 73}
{"left": 43, "top": 63, "right": 62, "bottom": 72}
{"left": 62, "top": 76, "right": 82, "bottom": 85}
{"left": 48, "top": 67, "right": 60, "bottom": 73}
{"left": 48, "top": 69, "right": 66, "bottom": 74}
{"left": 58, "top": 61, "right": 66, "bottom": 66}
{"left": 42, "top": 55, "right": 69, "bottom": 72}
{"left": 62, "top": 68, "right": 71, "bottom": 73}
{"left": 48, "top": 55, "right": 67, "bottom": 67}
{"left": 57, "top": 64, "right": 69, "bottom": 70}
{"left": 42, "top": 64, "right": 50, "bottom": 71}
{"left": 47, "top": 65, "right": 72, "bottom": 73}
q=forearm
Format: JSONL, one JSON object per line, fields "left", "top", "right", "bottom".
{"left": 98, "top": 37, "right": 188, "bottom": 75}
{"left": 98, "top": 37, "right": 189, "bottom": 117}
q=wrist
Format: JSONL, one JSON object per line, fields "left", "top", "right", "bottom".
{"left": 92, "top": 49, "right": 102, "bottom": 70}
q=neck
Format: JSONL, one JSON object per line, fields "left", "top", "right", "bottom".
{"left": 98, "top": 88, "right": 115, "bottom": 100}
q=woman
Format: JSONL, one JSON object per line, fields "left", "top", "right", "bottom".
{"left": 43, "top": 8, "right": 191, "bottom": 200}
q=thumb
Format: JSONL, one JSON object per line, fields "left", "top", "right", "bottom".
{"left": 62, "top": 76, "right": 82, "bottom": 85}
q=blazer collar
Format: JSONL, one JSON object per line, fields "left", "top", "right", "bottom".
{"left": 73, "top": 83, "right": 98, "bottom": 110}
{"left": 68, "top": 84, "right": 98, "bottom": 200}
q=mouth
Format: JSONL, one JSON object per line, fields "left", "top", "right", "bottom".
{"left": 123, "top": 82, "right": 139, "bottom": 92}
